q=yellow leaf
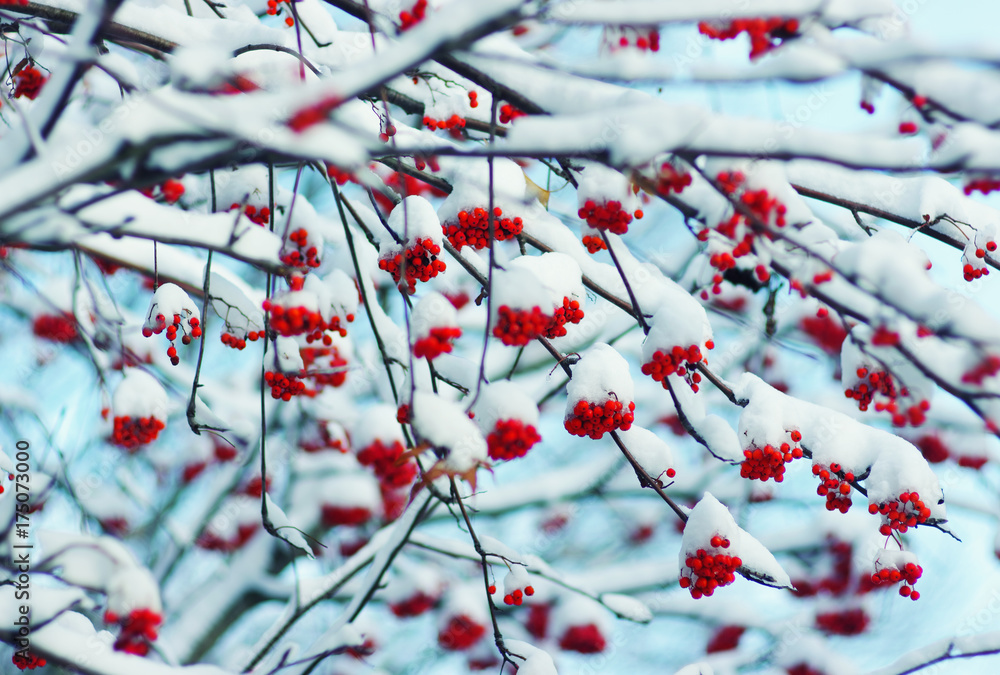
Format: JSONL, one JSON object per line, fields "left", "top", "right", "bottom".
{"left": 524, "top": 172, "right": 551, "bottom": 208}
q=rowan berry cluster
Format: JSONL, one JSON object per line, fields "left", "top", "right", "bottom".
{"left": 492, "top": 305, "right": 551, "bottom": 346}
{"left": 965, "top": 177, "right": 1000, "bottom": 195}
{"left": 399, "top": 0, "right": 427, "bottom": 30}
{"left": 357, "top": 440, "right": 417, "bottom": 488}
{"left": 220, "top": 329, "right": 266, "bottom": 350}
{"left": 564, "top": 399, "right": 635, "bottom": 439}
{"left": 320, "top": 505, "right": 372, "bottom": 527}
{"left": 800, "top": 312, "right": 847, "bottom": 354}
{"left": 560, "top": 624, "right": 607, "bottom": 653}
{"left": 679, "top": 537, "right": 742, "bottom": 599}
{"left": 871, "top": 561, "right": 923, "bottom": 600}
{"left": 443, "top": 206, "right": 523, "bottom": 249}
{"left": 815, "top": 608, "right": 870, "bottom": 635}
{"left": 390, "top": 592, "right": 437, "bottom": 617}
{"left": 487, "top": 419, "right": 541, "bottom": 461}
{"left": 143, "top": 313, "right": 201, "bottom": 365}
{"left": 655, "top": 162, "right": 692, "bottom": 195}
{"left": 197, "top": 523, "right": 258, "bottom": 552}
{"left": 698, "top": 17, "right": 800, "bottom": 58}
{"left": 413, "top": 326, "right": 462, "bottom": 360}
{"left": 499, "top": 103, "right": 526, "bottom": 124}
{"left": 378, "top": 237, "right": 446, "bottom": 294}
{"left": 791, "top": 539, "right": 854, "bottom": 597}
{"left": 869, "top": 491, "right": 932, "bottom": 535}
{"left": 545, "top": 297, "right": 585, "bottom": 338}
{"left": 845, "top": 366, "right": 928, "bottom": 426}
{"left": 615, "top": 27, "right": 660, "bottom": 51}
{"left": 140, "top": 178, "right": 185, "bottom": 204}
{"left": 423, "top": 114, "right": 466, "bottom": 131}
{"left": 962, "top": 354, "right": 1000, "bottom": 385}
{"left": 282, "top": 228, "right": 321, "bottom": 270}
{"left": 32, "top": 313, "right": 78, "bottom": 343}
{"left": 578, "top": 199, "right": 639, "bottom": 235}
{"left": 706, "top": 625, "right": 746, "bottom": 653}
{"left": 301, "top": 345, "right": 348, "bottom": 388}
{"left": 438, "top": 614, "right": 486, "bottom": 650}
{"left": 288, "top": 95, "right": 341, "bottom": 132}
{"left": 641, "top": 342, "right": 714, "bottom": 393}
{"left": 12, "top": 651, "right": 46, "bottom": 671}
{"left": 111, "top": 416, "right": 166, "bottom": 451}
{"left": 263, "top": 298, "right": 351, "bottom": 340}
{"left": 698, "top": 172, "right": 787, "bottom": 282}
{"left": 503, "top": 585, "right": 535, "bottom": 606}
{"left": 265, "top": 371, "right": 309, "bottom": 401}
{"left": 231, "top": 203, "right": 270, "bottom": 225}
{"left": 741, "top": 431, "right": 804, "bottom": 482}
{"left": 813, "top": 462, "right": 855, "bottom": 513}
{"left": 13, "top": 65, "right": 47, "bottom": 100}
{"left": 105, "top": 608, "right": 162, "bottom": 656}
{"left": 582, "top": 234, "right": 607, "bottom": 253}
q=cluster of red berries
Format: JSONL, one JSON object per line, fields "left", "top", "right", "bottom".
{"left": 846, "top": 367, "right": 928, "bottom": 426}
{"left": 616, "top": 28, "right": 660, "bottom": 51}
{"left": 467, "top": 90, "right": 479, "bottom": 108}
{"left": 492, "top": 305, "right": 551, "bottom": 346}
{"left": 641, "top": 343, "right": 713, "bottom": 393}
{"left": 399, "top": 0, "right": 427, "bottom": 30}
{"left": 413, "top": 326, "right": 462, "bottom": 360}
{"left": 962, "top": 354, "right": 1000, "bottom": 385}
{"left": 12, "top": 651, "right": 46, "bottom": 671}
{"left": 965, "top": 177, "right": 1000, "bottom": 195}
{"left": 815, "top": 608, "right": 870, "bottom": 635}
{"left": 898, "top": 121, "right": 919, "bottom": 135}
{"left": 33, "top": 313, "right": 78, "bottom": 343}
{"left": 396, "top": 403, "right": 411, "bottom": 424}
{"left": 321, "top": 504, "right": 372, "bottom": 527}
{"left": 499, "top": 103, "right": 527, "bottom": 124}
{"left": 288, "top": 95, "right": 341, "bottom": 132}
{"left": 301, "top": 345, "right": 348, "bottom": 388}
{"left": 655, "top": 162, "right": 692, "bottom": 195}
{"left": 740, "top": 431, "right": 804, "bottom": 482}
{"left": 791, "top": 539, "right": 854, "bottom": 598}
{"left": 282, "top": 228, "right": 321, "bottom": 269}
{"left": 487, "top": 419, "right": 541, "bottom": 461}
{"left": 143, "top": 313, "right": 201, "bottom": 365}
{"left": 378, "top": 237, "right": 446, "bottom": 294}
{"left": 869, "top": 491, "right": 932, "bottom": 535}
{"left": 139, "top": 178, "right": 185, "bottom": 204}
{"left": 582, "top": 234, "right": 607, "bottom": 253}
{"left": 963, "top": 242, "right": 996, "bottom": 281}
{"left": 564, "top": 399, "right": 635, "bottom": 439}
{"left": 13, "top": 65, "right": 47, "bottom": 100}
{"left": 698, "top": 17, "right": 800, "bottom": 58}
{"left": 706, "top": 625, "right": 746, "bottom": 653}
{"left": 357, "top": 440, "right": 417, "bottom": 488}
{"left": 813, "top": 462, "right": 855, "bottom": 513}
{"left": 263, "top": 299, "right": 351, "bottom": 341}
{"left": 443, "top": 206, "right": 523, "bottom": 249}
{"left": 545, "top": 297, "right": 585, "bottom": 339}
{"left": 111, "top": 416, "right": 165, "bottom": 451}
{"left": 438, "top": 614, "right": 486, "bottom": 651}
{"left": 265, "top": 370, "right": 309, "bottom": 401}
{"left": 560, "top": 624, "right": 607, "bottom": 653}
{"left": 423, "top": 114, "right": 466, "bottom": 132}
{"left": 501, "top": 585, "right": 535, "bottom": 606}
{"left": 370, "top": 169, "right": 446, "bottom": 212}
{"left": 105, "top": 608, "right": 161, "bottom": 656}
{"left": 390, "top": 591, "right": 437, "bottom": 617}
{"left": 231, "top": 203, "right": 270, "bottom": 226}
{"left": 698, "top": 172, "right": 787, "bottom": 280}
{"left": 871, "top": 561, "right": 923, "bottom": 600}
{"left": 679, "top": 537, "right": 741, "bottom": 599}
{"left": 197, "top": 522, "right": 258, "bottom": 552}
{"left": 800, "top": 312, "right": 847, "bottom": 355}
{"left": 266, "top": 0, "right": 295, "bottom": 26}
{"left": 221, "top": 329, "right": 266, "bottom": 350}
{"left": 578, "top": 199, "right": 640, "bottom": 235}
